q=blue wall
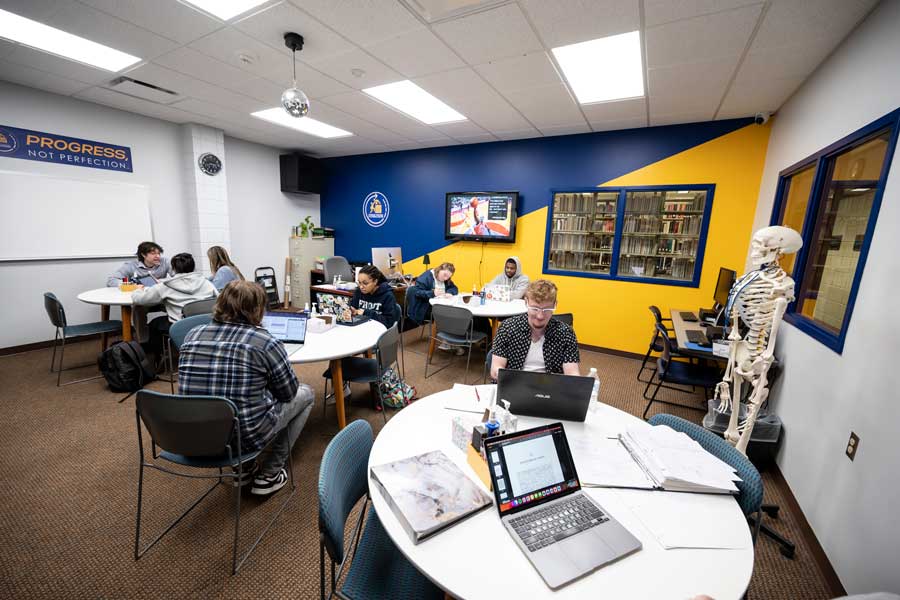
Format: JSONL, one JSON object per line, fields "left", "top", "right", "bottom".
{"left": 321, "top": 119, "right": 753, "bottom": 262}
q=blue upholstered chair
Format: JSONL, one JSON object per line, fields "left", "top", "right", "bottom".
{"left": 44, "top": 292, "right": 123, "bottom": 386}
{"left": 318, "top": 419, "right": 443, "bottom": 600}
{"left": 425, "top": 304, "right": 488, "bottom": 383}
{"left": 163, "top": 313, "right": 212, "bottom": 393}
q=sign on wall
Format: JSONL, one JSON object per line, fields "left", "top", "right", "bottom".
{"left": 0, "top": 124, "right": 133, "bottom": 173}
{"left": 363, "top": 191, "right": 389, "bottom": 227}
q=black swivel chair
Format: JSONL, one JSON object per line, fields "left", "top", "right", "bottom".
{"left": 637, "top": 305, "right": 685, "bottom": 383}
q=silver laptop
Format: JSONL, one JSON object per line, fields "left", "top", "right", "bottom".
{"left": 497, "top": 369, "right": 595, "bottom": 422}
{"left": 261, "top": 311, "right": 308, "bottom": 345}
{"left": 483, "top": 422, "right": 641, "bottom": 589}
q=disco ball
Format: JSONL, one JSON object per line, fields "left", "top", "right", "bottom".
{"left": 281, "top": 87, "right": 310, "bottom": 118}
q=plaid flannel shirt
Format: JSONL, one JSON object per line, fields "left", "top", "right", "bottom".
{"left": 178, "top": 321, "right": 299, "bottom": 453}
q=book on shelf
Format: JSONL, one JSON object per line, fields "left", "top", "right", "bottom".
{"left": 370, "top": 450, "right": 493, "bottom": 544}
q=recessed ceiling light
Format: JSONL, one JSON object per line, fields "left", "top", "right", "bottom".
{"left": 251, "top": 108, "right": 353, "bottom": 139}
{"left": 552, "top": 31, "right": 644, "bottom": 104}
{"left": 180, "top": 0, "right": 270, "bottom": 21}
{"left": 363, "top": 80, "right": 466, "bottom": 125}
{"left": 0, "top": 8, "right": 140, "bottom": 72}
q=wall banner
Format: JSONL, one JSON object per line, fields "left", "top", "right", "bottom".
{"left": 0, "top": 124, "right": 133, "bottom": 173}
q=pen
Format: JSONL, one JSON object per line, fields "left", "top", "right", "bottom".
{"left": 474, "top": 387, "right": 481, "bottom": 405}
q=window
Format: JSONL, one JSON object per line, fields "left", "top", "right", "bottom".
{"left": 771, "top": 109, "right": 899, "bottom": 352}
{"left": 545, "top": 185, "right": 714, "bottom": 286}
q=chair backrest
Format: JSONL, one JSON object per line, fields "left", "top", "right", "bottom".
{"left": 552, "top": 313, "right": 573, "bottom": 327}
{"left": 324, "top": 256, "right": 354, "bottom": 283}
{"left": 648, "top": 414, "right": 763, "bottom": 517}
{"left": 170, "top": 314, "right": 213, "bottom": 349}
{"left": 136, "top": 389, "right": 237, "bottom": 458}
{"left": 432, "top": 304, "right": 473, "bottom": 338}
{"left": 655, "top": 323, "right": 675, "bottom": 374}
{"left": 648, "top": 305, "right": 665, "bottom": 326}
{"left": 376, "top": 323, "right": 400, "bottom": 372}
{"left": 393, "top": 303, "right": 403, "bottom": 331}
{"left": 318, "top": 419, "right": 374, "bottom": 564}
{"left": 43, "top": 292, "right": 66, "bottom": 328}
{"left": 182, "top": 297, "right": 216, "bottom": 318}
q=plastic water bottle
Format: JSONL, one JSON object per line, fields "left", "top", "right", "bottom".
{"left": 588, "top": 368, "right": 600, "bottom": 415}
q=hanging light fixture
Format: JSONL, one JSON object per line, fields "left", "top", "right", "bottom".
{"left": 281, "top": 32, "right": 309, "bottom": 118}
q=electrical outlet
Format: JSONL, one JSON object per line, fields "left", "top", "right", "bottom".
{"left": 846, "top": 432, "right": 859, "bottom": 461}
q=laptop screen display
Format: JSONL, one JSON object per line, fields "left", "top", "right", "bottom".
{"left": 484, "top": 423, "right": 580, "bottom": 516}
{"left": 261, "top": 312, "right": 308, "bottom": 343}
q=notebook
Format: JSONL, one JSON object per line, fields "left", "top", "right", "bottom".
{"left": 261, "top": 311, "right": 308, "bottom": 345}
{"left": 496, "top": 369, "right": 594, "bottom": 422}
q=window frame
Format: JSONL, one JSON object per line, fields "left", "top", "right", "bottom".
{"left": 769, "top": 107, "right": 900, "bottom": 354}
{"left": 542, "top": 184, "right": 715, "bottom": 287}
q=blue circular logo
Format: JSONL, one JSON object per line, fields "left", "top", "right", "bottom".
{"left": 363, "top": 191, "right": 389, "bottom": 228}
{"left": 0, "top": 128, "right": 17, "bottom": 154}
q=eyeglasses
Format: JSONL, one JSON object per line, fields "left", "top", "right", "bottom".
{"left": 525, "top": 304, "right": 556, "bottom": 316}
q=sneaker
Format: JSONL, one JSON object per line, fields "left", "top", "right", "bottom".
{"left": 325, "top": 382, "right": 352, "bottom": 406}
{"left": 250, "top": 468, "right": 288, "bottom": 496}
{"left": 437, "top": 343, "right": 453, "bottom": 351}
{"left": 454, "top": 347, "right": 466, "bottom": 356}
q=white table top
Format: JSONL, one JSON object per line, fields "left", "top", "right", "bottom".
{"left": 287, "top": 319, "right": 386, "bottom": 364}
{"left": 368, "top": 389, "right": 753, "bottom": 599}
{"left": 430, "top": 296, "right": 527, "bottom": 318}
{"left": 77, "top": 286, "right": 135, "bottom": 306}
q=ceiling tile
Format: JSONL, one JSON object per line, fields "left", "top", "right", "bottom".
{"left": 0, "top": 37, "right": 19, "bottom": 61}
{"left": 77, "top": 0, "right": 223, "bottom": 45}
{"left": 234, "top": 2, "right": 355, "bottom": 63}
{"left": 737, "top": 38, "right": 835, "bottom": 87}
{"left": 189, "top": 27, "right": 290, "bottom": 81}
{"left": 495, "top": 128, "right": 542, "bottom": 141}
{"left": 475, "top": 51, "right": 560, "bottom": 92}
{"left": 582, "top": 97, "right": 646, "bottom": 125}
{"left": 74, "top": 86, "right": 209, "bottom": 123}
{"left": 0, "top": 59, "right": 90, "bottom": 96}
{"left": 647, "top": 58, "right": 734, "bottom": 116}
{"left": 307, "top": 48, "right": 402, "bottom": 89}
{"left": 501, "top": 83, "right": 585, "bottom": 129}
{"left": 365, "top": 27, "right": 464, "bottom": 78}
{"left": 751, "top": 0, "right": 878, "bottom": 51}
{"left": 153, "top": 47, "right": 258, "bottom": 88}
{"left": 287, "top": 0, "right": 421, "bottom": 45}
{"left": 432, "top": 120, "right": 492, "bottom": 140}
{"left": 433, "top": 4, "right": 543, "bottom": 65}
{"left": 539, "top": 123, "right": 591, "bottom": 137}
{"left": 122, "top": 62, "right": 267, "bottom": 113}
{"left": 717, "top": 76, "right": 803, "bottom": 119}
{"left": 318, "top": 92, "right": 452, "bottom": 142}
{"left": 645, "top": 4, "right": 763, "bottom": 69}
{"left": 590, "top": 117, "right": 648, "bottom": 132}
{"left": 3, "top": 43, "right": 112, "bottom": 85}
{"left": 644, "top": 0, "right": 762, "bottom": 28}
{"left": 0, "top": 0, "right": 66, "bottom": 22}
{"left": 170, "top": 97, "right": 249, "bottom": 123}
{"left": 519, "top": 0, "right": 640, "bottom": 48}
{"left": 649, "top": 111, "right": 712, "bottom": 127}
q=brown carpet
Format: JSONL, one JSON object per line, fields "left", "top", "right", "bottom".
{"left": 0, "top": 331, "right": 836, "bottom": 599}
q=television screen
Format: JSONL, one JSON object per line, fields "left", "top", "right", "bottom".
{"left": 445, "top": 191, "right": 518, "bottom": 243}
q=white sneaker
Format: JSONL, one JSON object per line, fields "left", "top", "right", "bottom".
{"left": 325, "top": 382, "right": 351, "bottom": 405}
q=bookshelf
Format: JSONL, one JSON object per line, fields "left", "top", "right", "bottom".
{"left": 548, "top": 191, "right": 618, "bottom": 274}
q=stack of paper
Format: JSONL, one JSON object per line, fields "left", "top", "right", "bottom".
{"left": 444, "top": 383, "right": 496, "bottom": 414}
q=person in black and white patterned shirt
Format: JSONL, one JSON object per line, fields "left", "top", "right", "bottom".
{"left": 490, "top": 279, "right": 580, "bottom": 381}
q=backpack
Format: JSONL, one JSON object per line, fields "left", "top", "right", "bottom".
{"left": 97, "top": 341, "right": 156, "bottom": 392}
{"left": 378, "top": 367, "right": 416, "bottom": 409}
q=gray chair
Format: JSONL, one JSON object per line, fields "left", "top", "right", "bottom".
{"left": 44, "top": 292, "right": 123, "bottom": 386}
{"left": 637, "top": 305, "right": 683, "bottom": 383}
{"left": 324, "top": 256, "right": 354, "bottom": 284}
{"left": 425, "top": 304, "right": 487, "bottom": 383}
{"left": 182, "top": 297, "right": 216, "bottom": 317}
{"left": 164, "top": 313, "right": 213, "bottom": 393}
{"left": 483, "top": 349, "right": 494, "bottom": 384}
{"left": 393, "top": 304, "right": 405, "bottom": 378}
{"left": 551, "top": 312, "right": 574, "bottom": 328}
{"left": 134, "top": 390, "right": 295, "bottom": 575}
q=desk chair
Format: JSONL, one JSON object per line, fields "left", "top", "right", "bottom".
{"left": 324, "top": 256, "right": 354, "bottom": 284}
{"left": 44, "top": 292, "right": 123, "bottom": 386}
{"left": 425, "top": 304, "right": 487, "bottom": 383}
{"left": 637, "top": 305, "right": 683, "bottom": 383}
{"left": 483, "top": 349, "right": 493, "bottom": 384}
{"left": 642, "top": 323, "right": 721, "bottom": 420}
{"left": 182, "top": 297, "right": 216, "bottom": 317}
{"left": 551, "top": 312, "right": 574, "bottom": 328}
{"left": 134, "top": 390, "right": 295, "bottom": 575}
{"left": 318, "top": 419, "right": 443, "bottom": 600}
{"left": 163, "top": 313, "right": 213, "bottom": 393}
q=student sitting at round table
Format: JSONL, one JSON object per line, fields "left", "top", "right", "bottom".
{"left": 406, "top": 261, "right": 459, "bottom": 325}
{"left": 485, "top": 256, "right": 530, "bottom": 300}
{"left": 207, "top": 245, "right": 245, "bottom": 290}
{"left": 106, "top": 241, "right": 172, "bottom": 287}
{"left": 490, "top": 279, "right": 580, "bottom": 381}
{"left": 342, "top": 265, "right": 398, "bottom": 328}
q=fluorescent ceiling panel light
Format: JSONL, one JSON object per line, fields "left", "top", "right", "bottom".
{"left": 0, "top": 8, "right": 140, "bottom": 72}
{"left": 180, "top": 0, "right": 270, "bottom": 21}
{"left": 363, "top": 80, "right": 466, "bottom": 125}
{"left": 251, "top": 108, "right": 353, "bottom": 139}
{"left": 552, "top": 31, "right": 644, "bottom": 104}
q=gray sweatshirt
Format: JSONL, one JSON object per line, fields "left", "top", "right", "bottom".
{"left": 107, "top": 258, "right": 173, "bottom": 287}
{"left": 487, "top": 256, "right": 529, "bottom": 299}
{"left": 131, "top": 272, "right": 217, "bottom": 322}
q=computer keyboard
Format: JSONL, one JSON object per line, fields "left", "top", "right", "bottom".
{"left": 510, "top": 495, "right": 608, "bottom": 552}
{"left": 686, "top": 330, "right": 711, "bottom": 346}
{"left": 680, "top": 311, "right": 699, "bottom": 322}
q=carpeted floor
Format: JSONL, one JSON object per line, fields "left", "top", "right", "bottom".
{"left": 0, "top": 330, "right": 836, "bottom": 599}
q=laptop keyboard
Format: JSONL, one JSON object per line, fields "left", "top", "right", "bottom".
{"left": 686, "top": 330, "right": 710, "bottom": 346}
{"left": 680, "top": 311, "right": 699, "bottom": 322}
{"left": 510, "top": 495, "right": 608, "bottom": 552}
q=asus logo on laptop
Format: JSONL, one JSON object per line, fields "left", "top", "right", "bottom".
{"left": 535, "top": 393, "right": 551, "bottom": 399}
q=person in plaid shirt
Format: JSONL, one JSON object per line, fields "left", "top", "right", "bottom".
{"left": 178, "top": 280, "right": 314, "bottom": 496}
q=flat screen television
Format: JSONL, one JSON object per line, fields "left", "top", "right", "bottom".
{"left": 444, "top": 191, "right": 518, "bottom": 243}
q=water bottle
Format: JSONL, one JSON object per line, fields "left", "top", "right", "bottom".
{"left": 588, "top": 368, "right": 600, "bottom": 415}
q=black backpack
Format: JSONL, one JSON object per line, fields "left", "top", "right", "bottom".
{"left": 97, "top": 341, "right": 156, "bottom": 392}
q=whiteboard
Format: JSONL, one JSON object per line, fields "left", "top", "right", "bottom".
{"left": 0, "top": 170, "right": 153, "bottom": 261}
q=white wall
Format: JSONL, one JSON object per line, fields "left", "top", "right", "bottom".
{"left": 751, "top": 0, "right": 900, "bottom": 593}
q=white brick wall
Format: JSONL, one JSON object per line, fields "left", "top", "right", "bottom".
{"left": 181, "top": 124, "right": 229, "bottom": 276}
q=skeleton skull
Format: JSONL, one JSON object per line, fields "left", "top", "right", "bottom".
{"left": 749, "top": 226, "right": 803, "bottom": 266}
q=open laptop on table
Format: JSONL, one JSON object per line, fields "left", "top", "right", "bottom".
{"left": 484, "top": 422, "right": 641, "bottom": 589}
{"left": 261, "top": 312, "right": 308, "bottom": 352}
{"left": 497, "top": 369, "right": 595, "bottom": 422}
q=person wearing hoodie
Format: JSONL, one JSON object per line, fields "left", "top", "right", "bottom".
{"left": 406, "top": 262, "right": 458, "bottom": 325}
{"left": 486, "top": 256, "right": 529, "bottom": 300}
{"left": 106, "top": 241, "right": 173, "bottom": 287}
{"left": 131, "top": 252, "right": 217, "bottom": 359}
{"left": 343, "top": 265, "right": 398, "bottom": 328}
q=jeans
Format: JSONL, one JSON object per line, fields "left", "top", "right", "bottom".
{"left": 260, "top": 384, "right": 314, "bottom": 476}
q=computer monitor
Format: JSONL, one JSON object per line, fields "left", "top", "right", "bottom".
{"left": 713, "top": 267, "right": 737, "bottom": 308}
{"left": 371, "top": 247, "right": 403, "bottom": 279}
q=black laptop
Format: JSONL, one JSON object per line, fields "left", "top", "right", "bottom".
{"left": 496, "top": 369, "right": 595, "bottom": 422}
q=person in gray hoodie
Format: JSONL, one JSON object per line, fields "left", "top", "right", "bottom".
{"left": 486, "top": 256, "right": 529, "bottom": 300}
{"left": 106, "top": 241, "right": 173, "bottom": 287}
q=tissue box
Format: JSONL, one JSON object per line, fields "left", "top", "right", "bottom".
{"left": 451, "top": 415, "right": 482, "bottom": 452}
{"left": 307, "top": 315, "right": 335, "bottom": 333}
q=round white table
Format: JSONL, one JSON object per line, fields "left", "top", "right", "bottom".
{"left": 368, "top": 390, "right": 754, "bottom": 599}
{"left": 78, "top": 287, "right": 136, "bottom": 342}
{"left": 288, "top": 319, "right": 386, "bottom": 429}
{"left": 428, "top": 297, "right": 526, "bottom": 357}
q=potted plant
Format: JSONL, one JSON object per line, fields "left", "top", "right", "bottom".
{"left": 298, "top": 216, "right": 314, "bottom": 238}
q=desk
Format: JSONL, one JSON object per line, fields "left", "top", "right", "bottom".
{"left": 287, "top": 320, "right": 385, "bottom": 429}
{"left": 428, "top": 297, "right": 526, "bottom": 355}
{"left": 368, "top": 390, "right": 753, "bottom": 599}
{"left": 77, "top": 287, "right": 134, "bottom": 342}
{"left": 670, "top": 309, "right": 726, "bottom": 361}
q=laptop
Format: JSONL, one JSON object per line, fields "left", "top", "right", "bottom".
{"left": 484, "top": 422, "right": 642, "bottom": 589}
{"left": 261, "top": 311, "right": 308, "bottom": 345}
{"left": 497, "top": 369, "right": 594, "bottom": 422}
{"left": 337, "top": 313, "right": 370, "bottom": 326}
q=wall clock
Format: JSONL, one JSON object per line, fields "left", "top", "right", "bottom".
{"left": 198, "top": 152, "right": 222, "bottom": 176}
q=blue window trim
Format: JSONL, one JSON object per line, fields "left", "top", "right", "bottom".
{"left": 542, "top": 184, "right": 715, "bottom": 288}
{"left": 770, "top": 107, "right": 900, "bottom": 354}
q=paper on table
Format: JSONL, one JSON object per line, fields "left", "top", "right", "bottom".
{"left": 622, "top": 491, "right": 749, "bottom": 549}
{"left": 569, "top": 437, "right": 655, "bottom": 489}
{"left": 444, "top": 384, "right": 496, "bottom": 414}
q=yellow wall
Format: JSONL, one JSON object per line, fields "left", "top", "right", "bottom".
{"left": 404, "top": 123, "right": 772, "bottom": 355}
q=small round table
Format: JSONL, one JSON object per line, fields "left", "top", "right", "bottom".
{"left": 77, "top": 287, "right": 135, "bottom": 342}
{"left": 428, "top": 297, "right": 526, "bottom": 356}
{"left": 288, "top": 319, "right": 386, "bottom": 429}
{"left": 368, "top": 390, "right": 754, "bottom": 599}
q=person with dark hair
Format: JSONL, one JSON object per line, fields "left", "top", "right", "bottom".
{"left": 486, "top": 256, "right": 529, "bottom": 299}
{"left": 207, "top": 245, "right": 245, "bottom": 290}
{"left": 106, "top": 241, "right": 172, "bottom": 287}
{"left": 342, "top": 265, "right": 398, "bottom": 328}
{"left": 178, "top": 280, "right": 315, "bottom": 496}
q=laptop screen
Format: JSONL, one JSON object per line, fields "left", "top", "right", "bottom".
{"left": 261, "top": 312, "right": 308, "bottom": 343}
{"left": 484, "top": 423, "right": 581, "bottom": 517}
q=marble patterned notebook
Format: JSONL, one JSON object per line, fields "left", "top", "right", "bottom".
{"left": 370, "top": 450, "right": 492, "bottom": 544}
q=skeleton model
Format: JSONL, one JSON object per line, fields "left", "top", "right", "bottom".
{"left": 715, "top": 226, "right": 802, "bottom": 455}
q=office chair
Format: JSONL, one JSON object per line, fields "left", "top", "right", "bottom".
{"left": 134, "top": 390, "right": 295, "bottom": 575}
{"left": 637, "top": 305, "right": 683, "bottom": 383}
{"left": 158, "top": 298, "right": 217, "bottom": 392}
{"left": 425, "top": 304, "right": 487, "bottom": 383}
{"left": 324, "top": 256, "right": 354, "bottom": 284}
{"left": 393, "top": 304, "right": 405, "bottom": 378}
{"left": 318, "top": 419, "right": 443, "bottom": 600}
{"left": 483, "top": 350, "right": 493, "bottom": 384}
{"left": 162, "top": 313, "right": 213, "bottom": 393}
{"left": 182, "top": 297, "right": 216, "bottom": 317}
{"left": 44, "top": 292, "right": 123, "bottom": 386}
{"left": 551, "top": 312, "right": 574, "bottom": 328}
